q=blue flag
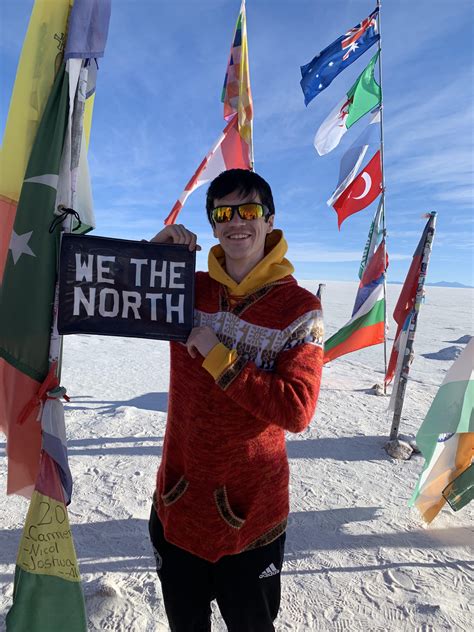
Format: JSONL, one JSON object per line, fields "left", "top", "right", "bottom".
{"left": 300, "top": 8, "right": 379, "bottom": 106}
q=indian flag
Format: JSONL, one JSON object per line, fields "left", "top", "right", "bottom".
{"left": 410, "top": 338, "right": 474, "bottom": 523}
{"left": 314, "top": 51, "right": 380, "bottom": 156}
{"left": 324, "top": 239, "right": 386, "bottom": 363}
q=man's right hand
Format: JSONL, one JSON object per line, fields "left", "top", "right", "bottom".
{"left": 150, "top": 225, "right": 201, "bottom": 252}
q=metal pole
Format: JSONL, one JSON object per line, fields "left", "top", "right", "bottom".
{"left": 376, "top": 0, "right": 388, "bottom": 392}
{"left": 389, "top": 212, "right": 437, "bottom": 440}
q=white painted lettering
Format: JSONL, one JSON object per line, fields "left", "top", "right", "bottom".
{"left": 99, "top": 288, "right": 119, "bottom": 317}
{"left": 145, "top": 293, "right": 163, "bottom": 321}
{"left": 169, "top": 262, "right": 186, "bottom": 289}
{"left": 166, "top": 293, "right": 184, "bottom": 324}
{"left": 73, "top": 287, "right": 96, "bottom": 316}
{"left": 122, "top": 291, "right": 142, "bottom": 319}
{"left": 130, "top": 258, "right": 148, "bottom": 287}
{"left": 150, "top": 260, "right": 167, "bottom": 288}
{"left": 75, "top": 253, "right": 94, "bottom": 282}
{"left": 97, "top": 255, "right": 115, "bottom": 284}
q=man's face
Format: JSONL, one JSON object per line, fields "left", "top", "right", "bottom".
{"left": 211, "top": 190, "right": 274, "bottom": 267}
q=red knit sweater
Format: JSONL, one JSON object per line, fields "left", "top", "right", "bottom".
{"left": 155, "top": 236, "right": 324, "bottom": 562}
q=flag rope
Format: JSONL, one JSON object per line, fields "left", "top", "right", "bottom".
{"left": 376, "top": 0, "right": 388, "bottom": 393}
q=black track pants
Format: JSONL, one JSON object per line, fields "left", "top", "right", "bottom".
{"left": 148, "top": 506, "right": 286, "bottom": 632}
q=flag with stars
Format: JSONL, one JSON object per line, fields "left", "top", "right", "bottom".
{"left": 0, "top": 0, "right": 110, "bottom": 498}
{"left": 300, "top": 8, "right": 379, "bottom": 106}
{"left": 0, "top": 63, "right": 70, "bottom": 498}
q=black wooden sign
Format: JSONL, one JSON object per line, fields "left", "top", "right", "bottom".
{"left": 58, "top": 234, "right": 195, "bottom": 341}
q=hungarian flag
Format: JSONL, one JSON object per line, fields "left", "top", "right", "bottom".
{"left": 324, "top": 240, "right": 387, "bottom": 363}
{"left": 332, "top": 150, "right": 382, "bottom": 228}
{"left": 385, "top": 214, "right": 436, "bottom": 383}
{"left": 300, "top": 8, "right": 379, "bottom": 105}
{"left": 164, "top": 115, "right": 251, "bottom": 225}
{"left": 314, "top": 51, "right": 380, "bottom": 156}
{"left": 221, "top": 0, "right": 253, "bottom": 162}
{"left": 410, "top": 339, "right": 474, "bottom": 523}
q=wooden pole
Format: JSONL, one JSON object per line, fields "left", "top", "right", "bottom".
{"left": 389, "top": 212, "right": 437, "bottom": 440}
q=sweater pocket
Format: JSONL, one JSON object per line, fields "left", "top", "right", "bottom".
{"left": 214, "top": 486, "right": 246, "bottom": 530}
{"left": 161, "top": 475, "right": 189, "bottom": 506}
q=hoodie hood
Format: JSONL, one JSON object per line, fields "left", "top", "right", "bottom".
{"left": 208, "top": 229, "right": 294, "bottom": 296}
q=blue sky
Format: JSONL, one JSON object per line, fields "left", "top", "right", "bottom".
{"left": 1, "top": 0, "right": 473, "bottom": 284}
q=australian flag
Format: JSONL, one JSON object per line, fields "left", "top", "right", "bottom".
{"left": 300, "top": 8, "right": 379, "bottom": 106}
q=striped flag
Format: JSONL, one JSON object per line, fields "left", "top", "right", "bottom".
{"left": 0, "top": 61, "right": 71, "bottom": 498}
{"left": 410, "top": 339, "right": 474, "bottom": 523}
{"left": 0, "top": 0, "right": 71, "bottom": 282}
{"left": 6, "top": 426, "right": 85, "bottom": 631}
{"left": 164, "top": 116, "right": 251, "bottom": 225}
{"left": 358, "top": 198, "right": 383, "bottom": 279}
{"left": 0, "top": 0, "right": 108, "bottom": 498}
{"left": 221, "top": 0, "right": 253, "bottom": 161}
{"left": 385, "top": 214, "right": 435, "bottom": 383}
{"left": 324, "top": 240, "right": 387, "bottom": 363}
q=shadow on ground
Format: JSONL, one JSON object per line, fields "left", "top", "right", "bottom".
{"left": 1, "top": 509, "right": 472, "bottom": 581}
{"left": 64, "top": 392, "right": 169, "bottom": 414}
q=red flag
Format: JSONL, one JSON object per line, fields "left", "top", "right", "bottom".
{"left": 164, "top": 116, "right": 250, "bottom": 225}
{"left": 333, "top": 150, "right": 382, "bottom": 228}
{"left": 385, "top": 215, "right": 435, "bottom": 383}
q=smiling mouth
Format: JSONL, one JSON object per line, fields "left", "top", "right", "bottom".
{"left": 226, "top": 234, "right": 252, "bottom": 240}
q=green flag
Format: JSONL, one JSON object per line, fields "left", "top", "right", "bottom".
{"left": 314, "top": 51, "right": 381, "bottom": 156}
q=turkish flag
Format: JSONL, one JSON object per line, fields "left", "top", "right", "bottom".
{"left": 333, "top": 150, "right": 382, "bottom": 228}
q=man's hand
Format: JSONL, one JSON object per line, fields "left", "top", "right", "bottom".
{"left": 186, "top": 326, "right": 219, "bottom": 359}
{"left": 150, "top": 225, "right": 201, "bottom": 252}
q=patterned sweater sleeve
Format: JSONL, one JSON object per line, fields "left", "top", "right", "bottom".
{"left": 202, "top": 307, "right": 324, "bottom": 433}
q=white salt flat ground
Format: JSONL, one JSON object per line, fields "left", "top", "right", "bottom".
{"left": 1, "top": 281, "right": 473, "bottom": 631}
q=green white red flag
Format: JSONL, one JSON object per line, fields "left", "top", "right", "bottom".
{"left": 314, "top": 51, "right": 380, "bottom": 156}
{"left": 410, "top": 339, "right": 474, "bottom": 523}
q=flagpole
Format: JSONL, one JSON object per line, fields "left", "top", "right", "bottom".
{"left": 376, "top": 0, "right": 388, "bottom": 393}
{"left": 388, "top": 212, "right": 437, "bottom": 441}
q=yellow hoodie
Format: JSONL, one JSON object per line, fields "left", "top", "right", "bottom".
{"left": 203, "top": 229, "right": 295, "bottom": 380}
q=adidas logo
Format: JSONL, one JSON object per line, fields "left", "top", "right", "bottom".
{"left": 259, "top": 563, "right": 280, "bottom": 579}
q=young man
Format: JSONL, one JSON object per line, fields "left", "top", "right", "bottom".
{"left": 149, "top": 169, "right": 323, "bottom": 631}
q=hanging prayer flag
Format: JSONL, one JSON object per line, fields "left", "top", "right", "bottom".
{"left": 0, "top": 0, "right": 71, "bottom": 281}
{"left": 0, "top": 0, "right": 110, "bottom": 499}
{"left": 6, "top": 451, "right": 86, "bottom": 631}
{"left": 409, "top": 339, "right": 474, "bottom": 523}
{"left": 164, "top": 116, "right": 251, "bottom": 225}
{"left": 359, "top": 197, "right": 384, "bottom": 279}
{"left": 221, "top": 0, "right": 253, "bottom": 162}
{"left": 327, "top": 109, "right": 380, "bottom": 206}
{"left": 300, "top": 8, "right": 379, "bottom": 106}
{"left": 385, "top": 214, "right": 436, "bottom": 383}
{"left": 0, "top": 64, "right": 70, "bottom": 498}
{"left": 314, "top": 52, "right": 380, "bottom": 156}
{"left": 332, "top": 150, "right": 382, "bottom": 228}
{"left": 324, "top": 240, "right": 387, "bottom": 363}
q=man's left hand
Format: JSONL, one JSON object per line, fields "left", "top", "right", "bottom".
{"left": 186, "top": 326, "right": 220, "bottom": 359}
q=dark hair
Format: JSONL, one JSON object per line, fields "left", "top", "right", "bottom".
{"left": 206, "top": 169, "right": 275, "bottom": 225}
